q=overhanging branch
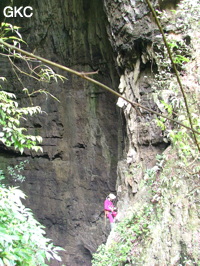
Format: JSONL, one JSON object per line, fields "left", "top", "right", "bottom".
{"left": 0, "top": 40, "right": 200, "bottom": 138}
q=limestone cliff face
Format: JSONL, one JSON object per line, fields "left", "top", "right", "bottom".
{"left": 103, "top": 1, "right": 200, "bottom": 265}
{"left": 1, "top": 0, "right": 199, "bottom": 265}
{"left": 0, "top": 1, "right": 123, "bottom": 265}
{"left": 103, "top": 0, "right": 168, "bottom": 211}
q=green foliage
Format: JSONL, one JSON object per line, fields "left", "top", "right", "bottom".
{"left": 0, "top": 23, "right": 66, "bottom": 154}
{"left": 92, "top": 205, "right": 156, "bottom": 265}
{"left": 7, "top": 160, "right": 29, "bottom": 183}
{"left": 93, "top": 149, "right": 199, "bottom": 265}
{"left": 0, "top": 89, "right": 43, "bottom": 154}
{"left": 93, "top": 1, "right": 200, "bottom": 265}
{"left": 153, "top": 0, "right": 200, "bottom": 161}
{"left": 0, "top": 23, "right": 65, "bottom": 265}
{"left": 0, "top": 179, "right": 64, "bottom": 266}
{"left": 143, "top": 152, "right": 200, "bottom": 264}
{"left": 0, "top": 22, "right": 66, "bottom": 87}
{"left": 0, "top": 23, "right": 25, "bottom": 49}
{"left": 142, "top": 149, "right": 200, "bottom": 218}
{"left": 156, "top": 94, "right": 200, "bottom": 161}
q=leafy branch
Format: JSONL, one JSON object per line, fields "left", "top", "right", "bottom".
{"left": 0, "top": 23, "right": 65, "bottom": 104}
{"left": 0, "top": 90, "right": 43, "bottom": 153}
{"left": 0, "top": 184, "right": 64, "bottom": 265}
{"left": 0, "top": 24, "right": 64, "bottom": 265}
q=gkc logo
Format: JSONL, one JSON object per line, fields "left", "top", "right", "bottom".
{"left": 3, "top": 6, "right": 33, "bottom": 18}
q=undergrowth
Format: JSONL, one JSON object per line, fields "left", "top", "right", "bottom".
{"left": 92, "top": 150, "right": 200, "bottom": 265}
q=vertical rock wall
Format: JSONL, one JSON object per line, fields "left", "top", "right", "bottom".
{"left": 103, "top": 0, "right": 168, "bottom": 214}
{"left": 0, "top": 0, "right": 123, "bottom": 265}
{"left": 2, "top": 0, "right": 197, "bottom": 265}
{"left": 103, "top": 1, "right": 200, "bottom": 265}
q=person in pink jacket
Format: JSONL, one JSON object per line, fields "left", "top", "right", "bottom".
{"left": 104, "top": 193, "right": 117, "bottom": 229}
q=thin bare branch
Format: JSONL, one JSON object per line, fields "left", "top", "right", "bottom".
{"left": 8, "top": 56, "right": 41, "bottom": 82}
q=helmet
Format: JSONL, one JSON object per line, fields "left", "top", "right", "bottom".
{"left": 108, "top": 193, "right": 116, "bottom": 200}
